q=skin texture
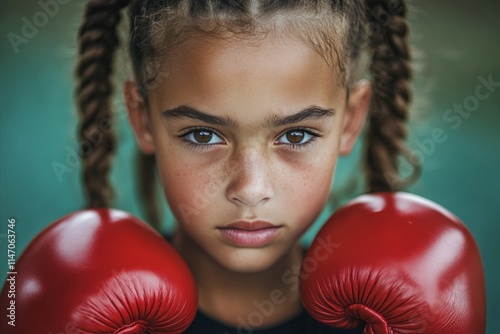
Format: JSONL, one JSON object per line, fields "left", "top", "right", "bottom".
{"left": 125, "top": 33, "right": 372, "bottom": 328}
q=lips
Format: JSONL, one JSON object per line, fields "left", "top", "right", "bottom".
{"left": 221, "top": 220, "right": 279, "bottom": 231}
{"left": 217, "top": 220, "right": 282, "bottom": 247}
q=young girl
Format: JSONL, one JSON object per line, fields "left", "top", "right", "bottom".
{"left": 75, "top": 0, "right": 416, "bottom": 332}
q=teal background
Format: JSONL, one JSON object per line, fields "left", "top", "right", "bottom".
{"left": 1, "top": 0, "right": 499, "bottom": 332}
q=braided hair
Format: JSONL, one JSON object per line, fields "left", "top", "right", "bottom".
{"left": 75, "top": 0, "right": 130, "bottom": 208}
{"left": 364, "top": 0, "right": 419, "bottom": 192}
{"left": 75, "top": 0, "right": 419, "bottom": 229}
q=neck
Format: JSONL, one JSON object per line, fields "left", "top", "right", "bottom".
{"left": 172, "top": 228, "right": 304, "bottom": 328}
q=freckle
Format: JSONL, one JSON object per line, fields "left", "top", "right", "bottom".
{"left": 221, "top": 161, "right": 232, "bottom": 179}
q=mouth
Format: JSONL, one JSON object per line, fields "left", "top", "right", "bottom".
{"left": 217, "top": 220, "right": 283, "bottom": 247}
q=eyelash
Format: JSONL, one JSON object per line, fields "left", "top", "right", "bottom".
{"left": 178, "top": 127, "right": 225, "bottom": 151}
{"left": 277, "top": 128, "right": 321, "bottom": 151}
{"left": 178, "top": 127, "right": 321, "bottom": 151}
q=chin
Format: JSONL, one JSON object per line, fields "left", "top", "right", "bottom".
{"left": 212, "top": 244, "right": 289, "bottom": 273}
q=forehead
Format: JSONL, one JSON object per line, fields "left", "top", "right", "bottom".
{"left": 150, "top": 34, "right": 344, "bottom": 117}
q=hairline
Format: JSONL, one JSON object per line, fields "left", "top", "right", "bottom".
{"left": 138, "top": 8, "right": 355, "bottom": 93}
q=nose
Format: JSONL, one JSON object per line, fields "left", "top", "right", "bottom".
{"left": 226, "top": 148, "right": 274, "bottom": 207}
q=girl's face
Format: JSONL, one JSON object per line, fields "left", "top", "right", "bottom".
{"left": 125, "top": 34, "right": 371, "bottom": 273}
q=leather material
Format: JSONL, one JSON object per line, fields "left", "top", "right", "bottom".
{"left": 0, "top": 209, "right": 198, "bottom": 334}
{"left": 300, "top": 192, "right": 486, "bottom": 334}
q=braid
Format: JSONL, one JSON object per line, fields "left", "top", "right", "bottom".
{"left": 364, "top": 0, "right": 420, "bottom": 192}
{"left": 75, "top": 0, "right": 131, "bottom": 208}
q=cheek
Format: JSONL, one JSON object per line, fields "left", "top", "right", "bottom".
{"left": 155, "top": 148, "right": 227, "bottom": 225}
{"left": 279, "top": 147, "right": 339, "bottom": 226}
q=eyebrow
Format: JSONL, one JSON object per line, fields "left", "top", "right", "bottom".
{"left": 161, "top": 106, "right": 238, "bottom": 128}
{"left": 265, "top": 106, "right": 336, "bottom": 127}
{"left": 161, "top": 105, "right": 335, "bottom": 128}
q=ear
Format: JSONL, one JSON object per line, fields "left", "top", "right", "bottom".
{"left": 124, "top": 80, "right": 156, "bottom": 154}
{"left": 339, "top": 80, "right": 372, "bottom": 156}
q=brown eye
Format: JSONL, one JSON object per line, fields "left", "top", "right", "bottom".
{"left": 193, "top": 130, "right": 213, "bottom": 143}
{"left": 286, "top": 131, "right": 305, "bottom": 144}
{"left": 184, "top": 129, "right": 224, "bottom": 146}
{"left": 277, "top": 129, "right": 316, "bottom": 148}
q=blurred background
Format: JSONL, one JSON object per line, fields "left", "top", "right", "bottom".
{"left": 1, "top": 0, "right": 499, "bottom": 332}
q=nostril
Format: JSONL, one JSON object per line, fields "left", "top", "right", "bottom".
{"left": 226, "top": 162, "right": 274, "bottom": 207}
{"left": 229, "top": 194, "right": 271, "bottom": 207}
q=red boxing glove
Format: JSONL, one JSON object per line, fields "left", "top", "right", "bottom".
{"left": 0, "top": 209, "right": 197, "bottom": 334}
{"left": 300, "top": 192, "right": 486, "bottom": 334}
